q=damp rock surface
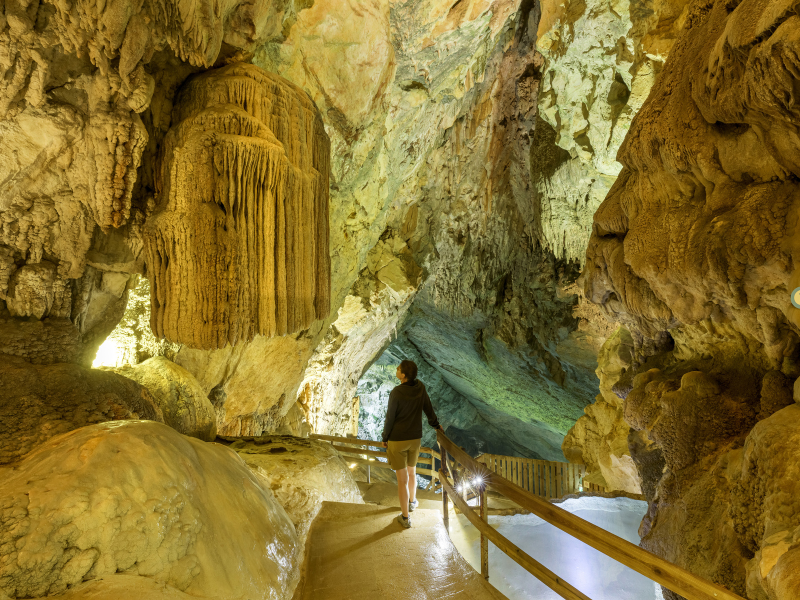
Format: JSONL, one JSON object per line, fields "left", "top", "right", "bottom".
{"left": 112, "top": 356, "right": 217, "bottom": 441}
{"left": 0, "top": 355, "right": 163, "bottom": 465}
{"left": 0, "top": 421, "right": 299, "bottom": 600}
{"left": 229, "top": 436, "right": 364, "bottom": 540}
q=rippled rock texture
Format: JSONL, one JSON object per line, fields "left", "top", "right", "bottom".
{"left": 229, "top": 436, "right": 363, "bottom": 540}
{"left": 562, "top": 327, "right": 642, "bottom": 492}
{"left": 0, "top": 421, "right": 300, "bottom": 600}
{"left": 574, "top": 0, "right": 800, "bottom": 596}
{"left": 112, "top": 356, "right": 217, "bottom": 441}
{"left": 0, "top": 355, "right": 163, "bottom": 465}
{"left": 534, "top": 0, "right": 688, "bottom": 263}
{"left": 146, "top": 63, "right": 330, "bottom": 350}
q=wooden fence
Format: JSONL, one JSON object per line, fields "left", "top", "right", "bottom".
{"left": 309, "top": 433, "right": 440, "bottom": 487}
{"left": 476, "top": 454, "right": 587, "bottom": 498}
{"left": 437, "top": 431, "right": 746, "bottom": 600}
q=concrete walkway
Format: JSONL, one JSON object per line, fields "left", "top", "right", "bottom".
{"left": 293, "top": 502, "right": 507, "bottom": 600}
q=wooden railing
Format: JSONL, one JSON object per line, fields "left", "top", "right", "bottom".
{"left": 309, "top": 434, "right": 440, "bottom": 487}
{"left": 476, "top": 454, "right": 586, "bottom": 498}
{"left": 437, "top": 431, "right": 746, "bottom": 600}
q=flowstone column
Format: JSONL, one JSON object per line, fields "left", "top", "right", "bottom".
{"left": 145, "top": 63, "right": 331, "bottom": 350}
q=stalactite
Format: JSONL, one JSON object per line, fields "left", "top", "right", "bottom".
{"left": 145, "top": 63, "right": 330, "bottom": 350}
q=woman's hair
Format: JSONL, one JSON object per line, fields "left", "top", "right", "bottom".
{"left": 398, "top": 360, "right": 418, "bottom": 381}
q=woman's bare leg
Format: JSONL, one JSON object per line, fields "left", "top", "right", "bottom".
{"left": 396, "top": 468, "right": 410, "bottom": 517}
{"left": 408, "top": 466, "right": 417, "bottom": 502}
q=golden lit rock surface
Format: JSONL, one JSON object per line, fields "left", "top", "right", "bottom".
{"left": 30, "top": 575, "right": 197, "bottom": 600}
{"left": 568, "top": 0, "right": 800, "bottom": 595}
{"left": 0, "top": 355, "right": 163, "bottom": 465}
{"left": 563, "top": 327, "right": 641, "bottom": 493}
{"left": 145, "top": 62, "right": 330, "bottom": 350}
{"left": 229, "top": 436, "right": 364, "bottom": 540}
{"left": 0, "top": 421, "right": 299, "bottom": 600}
{"left": 0, "top": 0, "right": 298, "bottom": 364}
{"left": 112, "top": 357, "right": 217, "bottom": 441}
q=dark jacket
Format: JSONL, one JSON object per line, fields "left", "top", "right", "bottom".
{"left": 381, "top": 380, "right": 440, "bottom": 442}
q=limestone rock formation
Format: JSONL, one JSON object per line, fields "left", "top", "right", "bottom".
{"left": 297, "top": 234, "right": 422, "bottom": 435}
{"left": 575, "top": 0, "right": 800, "bottom": 593}
{"left": 273, "top": 402, "right": 312, "bottom": 437}
{"left": 113, "top": 357, "right": 217, "bottom": 441}
{"left": 276, "top": 0, "right": 604, "bottom": 456}
{"left": 93, "top": 276, "right": 180, "bottom": 368}
{"left": 636, "top": 394, "right": 800, "bottom": 600}
{"left": 534, "top": 0, "right": 689, "bottom": 263}
{"left": 145, "top": 62, "right": 330, "bottom": 350}
{"left": 229, "top": 436, "right": 363, "bottom": 540}
{"left": 737, "top": 405, "right": 800, "bottom": 600}
{"left": 174, "top": 331, "right": 324, "bottom": 436}
{"left": 0, "top": 421, "right": 299, "bottom": 600}
{"left": 0, "top": 355, "right": 163, "bottom": 465}
{"left": 563, "top": 327, "right": 642, "bottom": 492}
{"left": 0, "top": 0, "right": 301, "bottom": 365}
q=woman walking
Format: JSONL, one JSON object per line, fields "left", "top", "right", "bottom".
{"left": 381, "top": 359, "right": 442, "bottom": 528}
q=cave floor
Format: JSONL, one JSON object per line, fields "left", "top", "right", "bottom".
{"left": 294, "top": 501, "right": 507, "bottom": 600}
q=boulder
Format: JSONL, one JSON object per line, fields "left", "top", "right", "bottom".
{"left": 113, "top": 357, "right": 217, "bottom": 441}
{"left": 229, "top": 436, "right": 363, "bottom": 540}
{"left": 0, "top": 421, "right": 299, "bottom": 600}
{"left": 0, "top": 356, "right": 163, "bottom": 465}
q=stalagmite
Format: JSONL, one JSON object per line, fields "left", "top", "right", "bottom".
{"left": 145, "top": 63, "right": 331, "bottom": 350}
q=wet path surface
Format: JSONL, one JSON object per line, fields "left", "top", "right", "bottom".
{"left": 294, "top": 502, "right": 507, "bottom": 600}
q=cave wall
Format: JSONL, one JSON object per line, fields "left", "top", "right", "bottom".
{"left": 0, "top": 0, "right": 308, "bottom": 366}
{"left": 0, "top": 0, "right": 687, "bottom": 442}
{"left": 573, "top": 0, "right": 800, "bottom": 595}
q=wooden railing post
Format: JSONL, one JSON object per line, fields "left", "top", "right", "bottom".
{"left": 439, "top": 438, "right": 450, "bottom": 530}
{"left": 480, "top": 485, "right": 489, "bottom": 580}
{"left": 367, "top": 463, "right": 371, "bottom": 484}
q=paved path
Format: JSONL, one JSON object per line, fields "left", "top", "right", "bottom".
{"left": 293, "top": 502, "right": 507, "bottom": 600}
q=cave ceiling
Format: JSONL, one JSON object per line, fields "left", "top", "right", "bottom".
{"left": 1, "top": 0, "right": 647, "bottom": 451}
{"left": 4, "top": 0, "right": 800, "bottom": 597}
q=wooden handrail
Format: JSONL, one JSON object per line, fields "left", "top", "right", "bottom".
{"left": 436, "top": 431, "right": 746, "bottom": 600}
{"left": 343, "top": 456, "right": 437, "bottom": 477}
{"left": 331, "top": 444, "right": 431, "bottom": 465}
{"left": 310, "top": 433, "right": 440, "bottom": 487}
{"left": 440, "top": 475, "right": 590, "bottom": 600}
{"left": 309, "top": 433, "right": 439, "bottom": 457}
{"left": 333, "top": 445, "right": 433, "bottom": 467}
{"left": 477, "top": 453, "right": 587, "bottom": 499}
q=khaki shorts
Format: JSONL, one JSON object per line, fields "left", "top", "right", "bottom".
{"left": 386, "top": 439, "right": 421, "bottom": 471}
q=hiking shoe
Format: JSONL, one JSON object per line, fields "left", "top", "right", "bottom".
{"left": 409, "top": 499, "right": 419, "bottom": 512}
{"left": 396, "top": 514, "right": 411, "bottom": 529}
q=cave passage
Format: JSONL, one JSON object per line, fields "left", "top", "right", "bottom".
{"left": 3, "top": 0, "right": 800, "bottom": 596}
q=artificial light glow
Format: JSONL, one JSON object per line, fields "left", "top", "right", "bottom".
{"left": 457, "top": 486, "right": 463, "bottom": 493}
{"left": 350, "top": 463, "right": 356, "bottom": 469}
{"left": 472, "top": 477, "right": 483, "bottom": 486}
